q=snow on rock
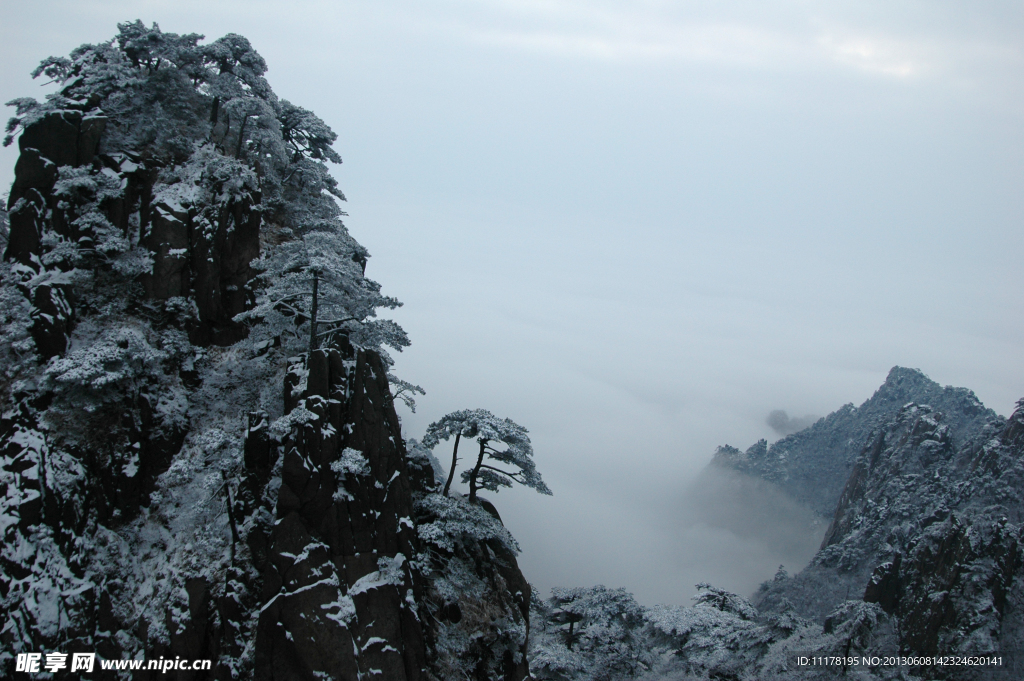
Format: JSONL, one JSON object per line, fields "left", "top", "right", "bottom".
{"left": 254, "top": 343, "right": 428, "bottom": 680}
{"left": 0, "top": 21, "right": 452, "bottom": 681}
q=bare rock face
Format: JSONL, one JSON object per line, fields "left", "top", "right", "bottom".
{"left": 183, "top": 190, "right": 260, "bottom": 347}
{"left": 255, "top": 342, "right": 428, "bottom": 680}
{"left": 143, "top": 198, "right": 191, "bottom": 298}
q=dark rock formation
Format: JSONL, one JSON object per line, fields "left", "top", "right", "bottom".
{"left": 255, "top": 342, "right": 428, "bottom": 680}
{"left": 183, "top": 190, "right": 260, "bottom": 347}
{"left": 426, "top": 497, "right": 532, "bottom": 681}
{"left": 5, "top": 110, "right": 259, "bottom": 355}
{"left": 5, "top": 109, "right": 106, "bottom": 336}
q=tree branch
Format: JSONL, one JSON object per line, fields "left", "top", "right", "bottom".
{"left": 468, "top": 439, "right": 486, "bottom": 504}
{"left": 316, "top": 315, "right": 359, "bottom": 326}
{"left": 442, "top": 432, "right": 461, "bottom": 497}
{"left": 478, "top": 464, "right": 520, "bottom": 478}
{"left": 269, "top": 292, "right": 306, "bottom": 305}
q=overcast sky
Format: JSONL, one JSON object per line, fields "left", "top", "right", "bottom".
{"left": 3, "top": 1, "right": 1023, "bottom": 606}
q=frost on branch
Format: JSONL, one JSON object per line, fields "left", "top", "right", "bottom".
{"left": 531, "top": 585, "right": 652, "bottom": 681}
{"left": 387, "top": 373, "right": 424, "bottom": 413}
{"left": 422, "top": 408, "right": 551, "bottom": 502}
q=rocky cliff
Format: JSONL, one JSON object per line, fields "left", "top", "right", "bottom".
{"left": 252, "top": 343, "right": 429, "bottom": 680}
{"left": 712, "top": 366, "right": 997, "bottom": 518}
{"left": 735, "top": 396, "right": 1023, "bottom": 680}
{"left": 0, "top": 22, "right": 531, "bottom": 680}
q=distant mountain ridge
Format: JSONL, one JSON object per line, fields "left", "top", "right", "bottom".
{"left": 711, "top": 366, "right": 998, "bottom": 517}
{"left": 746, "top": 396, "right": 1022, "bottom": 673}
{"left": 527, "top": 368, "right": 1022, "bottom": 680}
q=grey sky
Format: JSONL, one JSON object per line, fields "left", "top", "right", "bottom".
{"left": 3, "top": 1, "right": 1023, "bottom": 605}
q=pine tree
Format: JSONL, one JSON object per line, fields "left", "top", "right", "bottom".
{"left": 533, "top": 585, "right": 651, "bottom": 680}
{"left": 422, "top": 409, "right": 551, "bottom": 503}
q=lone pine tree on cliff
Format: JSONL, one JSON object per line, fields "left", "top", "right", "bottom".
{"left": 422, "top": 409, "right": 551, "bottom": 503}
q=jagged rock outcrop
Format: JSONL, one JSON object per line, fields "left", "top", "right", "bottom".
{"left": 5, "top": 110, "right": 109, "bottom": 357}
{"left": 415, "top": 493, "right": 533, "bottom": 681}
{"left": 6, "top": 126, "right": 258, "bottom": 355}
{"left": 629, "top": 370, "right": 1021, "bottom": 680}
{"left": 254, "top": 342, "right": 428, "bottom": 680}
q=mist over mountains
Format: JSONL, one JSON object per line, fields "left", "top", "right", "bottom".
{"left": 766, "top": 409, "right": 820, "bottom": 437}
{"left": 1, "top": 19, "right": 1022, "bottom": 681}
{"left": 525, "top": 367, "right": 1024, "bottom": 680}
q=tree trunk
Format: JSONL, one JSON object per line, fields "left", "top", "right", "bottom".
{"left": 308, "top": 271, "right": 319, "bottom": 356}
{"left": 468, "top": 439, "right": 487, "bottom": 504}
{"left": 442, "top": 432, "right": 460, "bottom": 497}
{"left": 235, "top": 113, "right": 251, "bottom": 158}
{"left": 222, "top": 471, "right": 239, "bottom": 567}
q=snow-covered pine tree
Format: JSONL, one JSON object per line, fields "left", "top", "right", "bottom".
{"left": 237, "top": 225, "right": 408, "bottom": 358}
{"left": 531, "top": 585, "right": 652, "bottom": 680}
{"left": 422, "top": 408, "right": 551, "bottom": 503}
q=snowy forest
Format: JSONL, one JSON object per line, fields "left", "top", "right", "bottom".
{"left": 1, "top": 21, "right": 1023, "bottom": 681}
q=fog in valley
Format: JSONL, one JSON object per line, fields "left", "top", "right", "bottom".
{"left": 3, "top": 1, "right": 1022, "bottom": 608}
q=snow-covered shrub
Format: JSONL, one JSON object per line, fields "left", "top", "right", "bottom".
{"left": 416, "top": 492, "right": 519, "bottom": 556}
{"left": 52, "top": 166, "right": 127, "bottom": 259}
{"left": 0, "top": 262, "right": 35, "bottom": 390}
{"left": 45, "top": 326, "right": 166, "bottom": 404}
{"left": 531, "top": 585, "right": 654, "bottom": 681}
